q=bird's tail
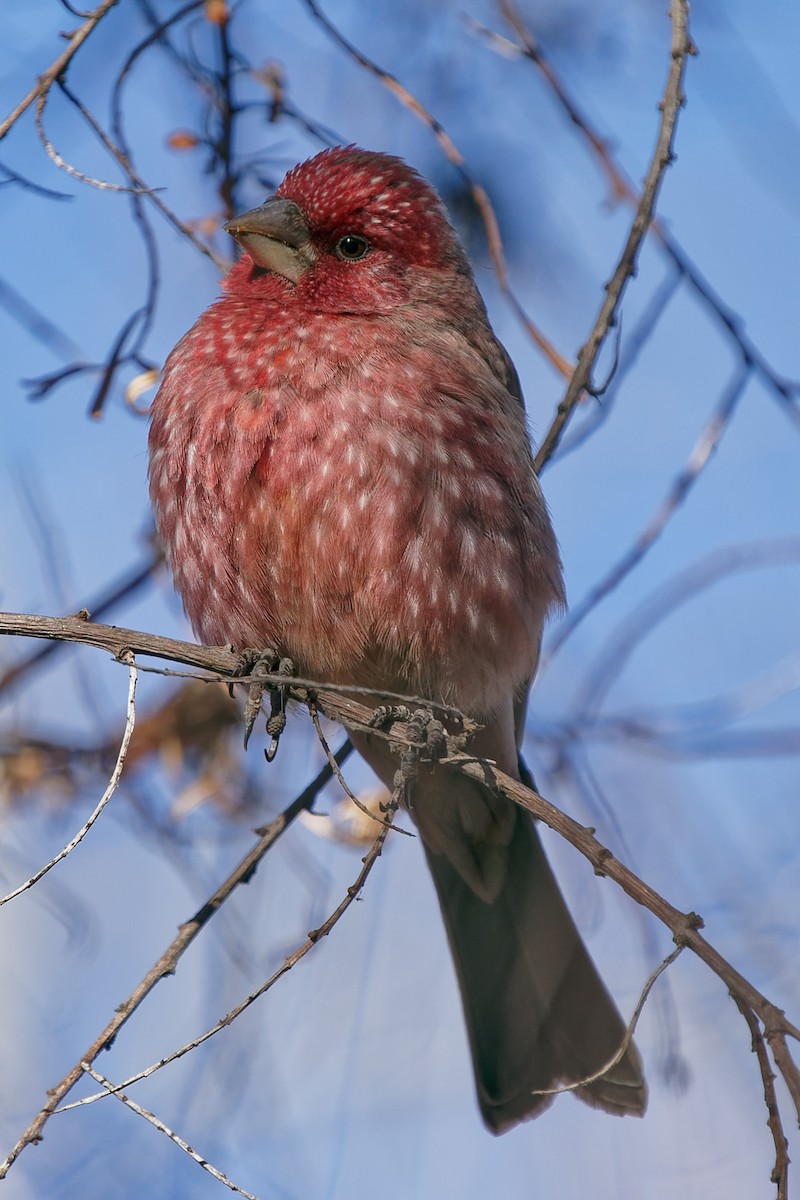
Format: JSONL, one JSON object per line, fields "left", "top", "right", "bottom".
{"left": 350, "top": 723, "right": 646, "bottom": 1133}
{"left": 424, "top": 794, "right": 647, "bottom": 1132}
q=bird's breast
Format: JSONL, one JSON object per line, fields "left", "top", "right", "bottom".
{"left": 149, "top": 306, "right": 561, "bottom": 714}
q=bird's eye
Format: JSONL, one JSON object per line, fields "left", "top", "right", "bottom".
{"left": 335, "top": 234, "right": 370, "bottom": 261}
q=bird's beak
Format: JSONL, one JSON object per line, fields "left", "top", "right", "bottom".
{"left": 224, "top": 197, "right": 316, "bottom": 283}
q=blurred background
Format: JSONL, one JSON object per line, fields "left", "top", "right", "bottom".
{"left": 1, "top": 1, "right": 799, "bottom": 1197}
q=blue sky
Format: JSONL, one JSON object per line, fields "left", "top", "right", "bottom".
{"left": 1, "top": 2, "right": 800, "bottom": 1197}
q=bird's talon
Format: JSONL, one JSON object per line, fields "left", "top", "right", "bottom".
{"left": 264, "top": 686, "right": 290, "bottom": 761}
{"left": 369, "top": 703, "right": 412, "bottom": 729}
{"left": 230, "top": 648, "right": 293, "bottom": 753}
{"left": 243, "top": 705, "right": 259, "bottom": 750}
{"left": 264, "top": 735, "right": 280, "bottom": 763}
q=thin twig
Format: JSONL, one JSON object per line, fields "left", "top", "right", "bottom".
{"left": 35, "top": 90, "right": 145, "bottom": 193}
{"left": 0, "top": 0, "right": 120, "bottom": 144}
{"left": 302, "top": 0, "right": 572, "bottom": 380}
{"left": 56, "top": 62, "right": 224, "bottom": 268}
{"left": 215, "top": 11, "right": 239, "bottom": 220}
{"left": 533, "top": 0, "right": 692, "bottom": 471}
{"left": 480, "top": 2, "right": 800, "bottom": 442}
{"left": 0, "top": 659, "right": 137, "bottom": 907}
{"left": 532, "top": 945, "right": 684, "bottom": 1098}
{"left": 0, "top": 273, "right": 82, "bottom": 359}
{"left": 555, "top": 266, "right": 682, "bottom": 460}
{"left": 308, "top": 697, "right": 413, "bottom": 836}
{"left": 82, "top": 1065, "right": 261, "bottom": 1200}
{"left": 543, "top": 364, "right": 750, "bottom": 666}
{"left": 572, "top": 536, "right": 800, "bottom": 718}
{"left": 442, "top": 746, "right": 800, "bottom": 1083}
{"left": 58, "top": 771, "right": 398, "bottom": 1116}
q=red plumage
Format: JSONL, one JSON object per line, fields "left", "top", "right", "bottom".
{"left": 149, "top": 146, "right": 646, "bottom": 1132}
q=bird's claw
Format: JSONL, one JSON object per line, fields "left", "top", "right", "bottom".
{"left": 369, "top": 705, "right": 447, "bottom": 796}
{"left": 231, "top": 648, "right": 295, "bottom": 757}
{"left": 368, "top": 703, "right": 412, "bottom": 729}
{"left": 401, "top": 707, "right": 447, "bottom": 771}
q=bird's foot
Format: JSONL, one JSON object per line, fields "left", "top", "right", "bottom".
{"left": 369, "top": 705, "right": 447, "bottom": 799}
{"left": 231, "top": 648, "right": 296, "bottom": 759}
{"left": 368, "top": 703, "right": 413, "bottom": 730}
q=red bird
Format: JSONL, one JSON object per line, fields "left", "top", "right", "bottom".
{"left": 149, "top": 146, "right": 646, "bottom": 1132}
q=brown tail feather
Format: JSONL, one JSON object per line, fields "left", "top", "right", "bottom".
{"left": 425, "top": 797, "right": 646, "bottom": 1132}
{"left": 350, "top": 723, "right": 646, "bottom": 1132}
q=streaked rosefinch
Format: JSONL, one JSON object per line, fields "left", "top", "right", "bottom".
{"left": 149, "top": 146, "right": 646, "bottom": 1132}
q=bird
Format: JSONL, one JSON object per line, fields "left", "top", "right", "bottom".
{"left": 148, "top": 145, "right": 646, "bottom": 1133}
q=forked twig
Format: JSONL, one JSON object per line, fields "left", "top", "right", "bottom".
{"left": 0, "top": 0, "right": 120, "bottom": 144}
{"left": 0, "top": 744, "right": 346, "bottom": 1179}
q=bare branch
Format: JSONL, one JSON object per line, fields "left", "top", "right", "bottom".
{"left": 0, "top": 741, "right": 350, "bottom": 1180}
{"left": 480, "top": 3, "right": 800, "bottom": 445}
{"left": 59, "top": 766, "right": 399, "bottom": 1115}
{"left": 534, "top": 0, "right": 692, "bottom": 471}
{"left": 0, "top": 0, "right": 120, "bottom": 144}
{"left": 732, "top": 996, "right": 790, "bottom": 1200}
{"left": 0, "top": 610, "right": 463, "bottom": 713}
{"left": 1, "top": 609, "right": 798, "bottom": 1141}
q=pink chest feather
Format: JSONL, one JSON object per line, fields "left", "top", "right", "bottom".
{"left": 149, "top": 299, "right": 562, "bottom": 715}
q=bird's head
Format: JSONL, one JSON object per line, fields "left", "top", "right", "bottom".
{"left": 222, "top": 146, "right": 473, "bottom": 314}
